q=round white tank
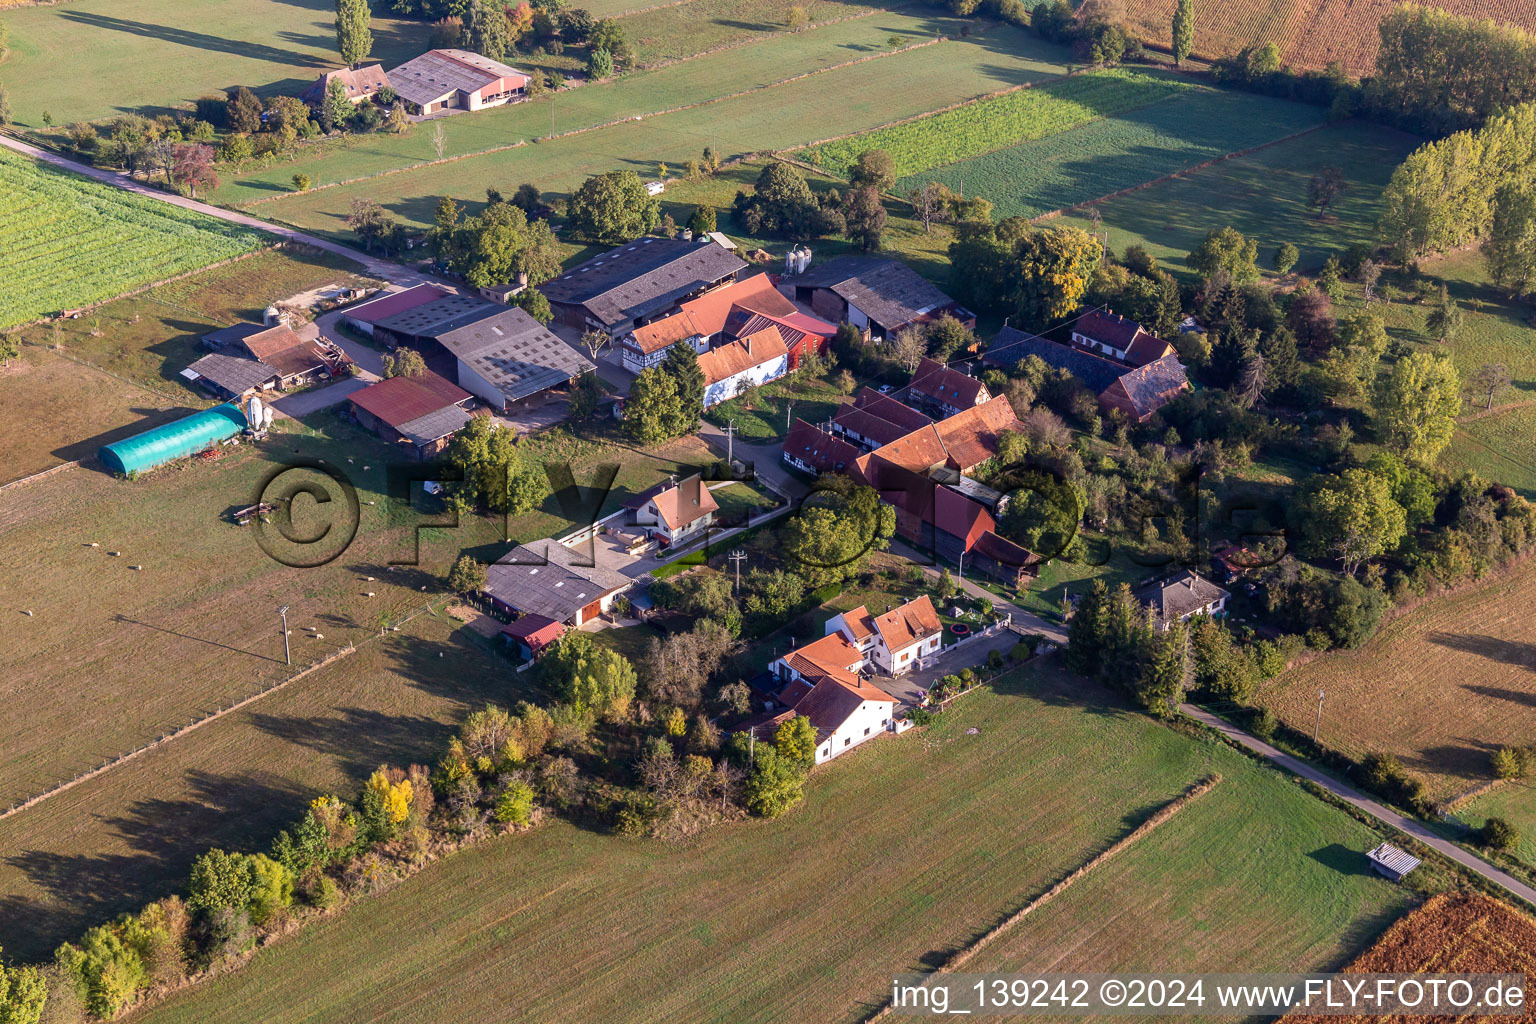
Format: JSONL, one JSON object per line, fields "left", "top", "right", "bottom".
{"left": 246, "top": 395, "right": 264, "bottom": 427}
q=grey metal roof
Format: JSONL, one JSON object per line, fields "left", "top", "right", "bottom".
{"left": 791, "top": 256, "right": 957, "bottom": 332}
{"left": 538, "top": 237, "right": 747, "bottom": 328}
{"left": 201, "top": 322, "right": 268, "bottom": 350}
{"left": 186, "top": 352, "right": 280, "bottom": 394}
{"left": 374, "top": 293, "right": 499, "bottom": 339}
{"left": 396, "top": 405, "right": 472, "bottom": 446}
{"left": 483, "top": 540, "right": 632, "bottom": 623}
{"left": 439, "top": 307, "right": 596, "bottom": 402}
{"left": 1366, "top": 843, "right": 1421, "bottom": 876}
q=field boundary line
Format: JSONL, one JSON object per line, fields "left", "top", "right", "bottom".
{"left": 237, "top": 32, "right": 947, "bottom": 209}
{"left": 0, "top": 459, "right": 82, "bottom": 491}
{"left": 1442, "top": 777, "right": 1510, "bottom": 813}
{"left": 864, "top": 773, "right": 1222, "bottom": 1020}
{"left": 1030, "top": 120, "right": 1331, "bottom": 223}
{"left": 0, "top": 598, "right": 452, "bottom": 824}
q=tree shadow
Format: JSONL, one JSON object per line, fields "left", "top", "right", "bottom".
{"left": 1308, "top": 842, "right": 1368, "bottom": 876}
{"left": 1430, "top": 632, "right": 1536, "bottom": 672}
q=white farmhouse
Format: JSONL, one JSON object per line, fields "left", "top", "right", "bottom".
{"left": 828, "top": 595, "right": 944, "bottom": 676}
{"left": 698, "top": 328, "right": 788, "bottom": 407}
{"left": 768, "top": 633, "right": 896, "bottom": 763}
{"left": 618, "top": 312, "right": 706, "bottom": 375}
{"left": 621, "top": 474, "right": 719, "bottom": 548}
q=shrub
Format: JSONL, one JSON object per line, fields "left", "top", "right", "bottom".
{"left": 1359, "top": 751, "right": 1431, "bottom": 814}
{"left": 494, "top": 781, "right": 535, "bottom": 825}
{"left": 1491, "top": 747, "right": 1524, "bottom": 780}
{"left": 304, "top": 873, "right": 341, "bottom": 909}
{"left": 1249, "top": 706, "right": 1278, "bottom": 740}
{"left": 987, "top": 648, "right": 1004, "bottom": 670}
{"left": 1479, "top": 817, "right": 1519, "bottom": 851}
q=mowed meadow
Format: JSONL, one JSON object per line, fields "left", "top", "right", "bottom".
{"left": 0, "top": 150, "right": 262, "bottom": 329}
{"left": 136, "top": 665, "right": 1411, "bottom": 1024}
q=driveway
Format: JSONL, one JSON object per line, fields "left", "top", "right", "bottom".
{"left": 269, "top": 377, "right": 371, "bottom": 419}
{"left": 871, "top": 628, "right": 1022, "bottom": 706}
{"left": 698, "top": 422, "right": 809, "bottom": 502}
{"left": 891, "top": 539, "right": 1067, "bottom": 645}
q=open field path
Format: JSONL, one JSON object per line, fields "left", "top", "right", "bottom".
{"left": 1183, "top": 704, "right": 1536, "bottom": 908}
{"left": 0, "top": 133, "right": 418, "bottom": 286}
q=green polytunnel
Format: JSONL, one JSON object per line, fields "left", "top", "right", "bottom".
{"left": 98, "top": 403, "right": 250, "bottom": 475}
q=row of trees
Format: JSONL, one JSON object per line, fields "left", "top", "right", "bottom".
{"left": 1369, "top": 4, "right": 1536, "bottom": 134}
{"left": 733, "top": 160, "right": 891, "bottom": 251}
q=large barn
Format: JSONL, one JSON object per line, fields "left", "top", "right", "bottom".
{"left": 538, "top": 237, "right": 747, "bottom": 338}
{"left": 385, "top": 49, "right": 529, "bottom": 114}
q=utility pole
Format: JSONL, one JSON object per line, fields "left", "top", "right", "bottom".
{"left": 748, "top": 726, "right": 755, "bottom": 768}
{"left": 724, "top": 418, "right": 735, "bottom": 467}
{"left": 728, "top": 549, "right": 747, "bottom": 595}
{"left": 277, "top": 605, "right": 290, "bottom": 666}
{"left": 786, "top": 401, "right": 793, "bottom": 431}
{"left": 1313, "top": 688, "right": 1325, "bottom": 743}
{"left": 956, "top": 549, "right": 965, "bottom": 582}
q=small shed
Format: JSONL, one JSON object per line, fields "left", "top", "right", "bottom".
{"left": 1365, "top": 842, "right": 1421, "bottom": 882}
{"left": 501, "top": 614, "right": 565, "bottom": 661}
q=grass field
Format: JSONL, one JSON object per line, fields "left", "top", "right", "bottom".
{"left": 0, "top": 0, "right": 428, "bottom": 126}
{"left": 1053, "top": 121, "right": 1422, "bottom": 278}
{"left": 1455, "top": 782, "right": 1536, "bottom": 871}
{"left": 896, "top": 85, "right": 1328, "bottom": 222}
{"left": 1256, "top": 559, "right": 1536, "bottom": 803}
{"left": 0, "top": 149, "right": 263, "bottom": 329}
{"left": 206, "top": 7, "right": 1019, "bottom": 206}
{"left": 133, "top": 663, "right": 1409, "bottom": 1023}
{"left": 620, "top": 0, "right": 874, "bottom": 65}
{"left": 239, "top": 22, "right": 1068, "bottom": 240}
{"left": 705, "top": 373, "right": 848, "bottom": 442}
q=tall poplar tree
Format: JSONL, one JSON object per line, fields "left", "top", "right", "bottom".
{"left": 335, "top": 0, "right": 372, "bottom": 68}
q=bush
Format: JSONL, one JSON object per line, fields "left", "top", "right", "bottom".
{"left": 986, "top": 648, "right": 1004, "bottom": 670}
{"left": 1249, "top": 706, "right": 1278, "bottom": 740}
{"left": 1359, "top": 751, "right": 1431, "bottom": 814}
{"left": 1009, "top": 642, "right": 1031, "bottom": 662}
{"left": 304, "top": 873, "right": 341, "bottom": 909}
{"left": 1479, "top": 817, "right": 1518, "bottom": 851}
{"left": 1491, "top": 746, "right": 1525, "bottom": 780}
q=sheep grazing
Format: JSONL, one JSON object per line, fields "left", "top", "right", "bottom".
{"left": 364, "top": 592, "right": 375, "bottom": 597}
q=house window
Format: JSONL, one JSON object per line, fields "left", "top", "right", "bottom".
{"left": 843, "top": 737, "right": 850, "bottom": 747}
{"left": 882, "top": 718, "right": 889, "bottom": 726}
{"left": 863, "top": 727, "right": 870, "bottom": 736}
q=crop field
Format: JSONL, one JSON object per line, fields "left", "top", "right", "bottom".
{"left": 209, "top": 7, "right": 1041, "bottom": 206}
{"left": 1256, "top": 559, "right": 1536, "bottom": 803}
{"left": 0, "top": 0, "right": 427, "bottom": 127}
{"left": 0, "top": 608, "right": 514, "bottom": 962}
{"left": 1053, "top": 122, "right": 1421, "bottom": 278}
{"left": 254, "top": 26, "right": 1066, "bottom": 240}
{"left": 1117, "top": 0, "right": 1536, "bottom": 77}
{"left": 802, "top": 67, "right": 1192, "bottom": 180}
{"left": 0, "top": 150, "right": 263, "bottom": 330}
{"left": 134, "top": 663, "right": 1408, "bottom": 1023}
{"left": 895, "top": 86, "right": 1327, "bottom": 221}
{"left": 1278, "top": 893, "right": 1536, "bottom": 1024}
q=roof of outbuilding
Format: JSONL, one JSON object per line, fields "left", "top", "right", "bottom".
{"left": 972, "top": 529, "right": 1041, "bottom": 570}
{"left": 832, "top": 388, "right": 932, "bottom": 448}
{"left": 539, "top": 237, "right": 747, "bottom": 327}
{"left": 239, "top": 324, "right": 335, "bottom": 379}
{"left": 373, "top": 292, "right": 499, "bottom": 338}
{"left": 792, "top": 256, "right": 959, "bottom": 331}
{"left": 1108, "top": 354, "right": 1191, "bottom": 419}
{"left": 201, "top": 322, "right": 269, "bottom": 349}
{"left": 301, "top": 64, "right": 390, "bottom": 104}
{"left": 437, "top": 307, "right": 596, "bottom": 402}
{"left": 783, "top": 419, "right": 861, "bottom": 474}
{"left": 483, "top": 540, "right": 632, "bottom": 623}
{"left": 386, "top": 48, "right": 526, "bottom": 106}
{"left": 347, "top": 371, "right": 471, "bottom": 430}
{"left": 501, "top": 613, "right": 565, "bottom": 643}
{"left": 698, "top": 328, "right": 787, "bottom": 386}
{"left": 933, "top": 394, "right": 1023, "bottom": 472}
{"left": 627, "top": 312, "right": 701, "bottom": 354}
{"left": 835, "top": 605, "right": 877, "bottom": 641}
{"left": 186, "top": 352, "right": 280, "bottom": 394}
{"left": 790, "top": 676, "right": 896, "bottom": 743}
{"left": 983, "top": 327, "right": 1125, "bottom": 393}
{"left": 345, "top": 284, "right": 452, "bottom": 326}
{"left": 1366, "top": 842, "right": 1422, "bottom": 876}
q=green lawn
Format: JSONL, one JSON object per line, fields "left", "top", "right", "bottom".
{"left": 239, "top": 22, "right": 1068, "bottom": 240}
{"left": 1454, "top": 782, "right": 1536, "bottom": 873}
{"left": 620, "top": 0, "right": 874, "bottom": 66}
{"left": 900, "top": 84, "right": 1329, "bottom": 222}
{"left": 705, "top": 373, "right": 848, "bottom": 443}
{"left": 0, "top": 0, "right": 428, "bottom": 126}
{"left": 709, "top": 481, "right": 779, "bottom": 525}
{"left": 0, "top": 149, "right": 263, "bottom": 329}
{"left": 1054, "top": 120, "right": 1423, "bottom": 279}
{"left": 136, "top": 662, "right": 1409, "bottom": 1023}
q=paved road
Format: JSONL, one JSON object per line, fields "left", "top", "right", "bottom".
{"left": 891, "top": 539, "right": 1068, "bottom": 645}
{"left": 1184, "top": 704, "right": 1536, "bottom": 908}
{"left": 698, "top": 422, "right": 810, "bottom": 501}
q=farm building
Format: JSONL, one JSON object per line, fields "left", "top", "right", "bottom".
{"left": 300, "top": 64, "right": 391, "bottom": 106}
{"left": 181, "top": 352, "right": 280, "bottom": 400}
{"left": 985, "top": 326, "right": 1190, "bottom": 422}
{"left": 1133, "top": 570, "right": 1230, "bottom": 631}
{"left": 1070, "top": 309, "right": 1177, "bottom": 367}
{"left": 828, "top": 596, "right": 943, "bottom": 676}
{"left": 98, "top": 403, "right": 249, "bottom": 476}
{"left": 538, "top": 237, "right": 747, "bottom": 338}
{"left": 619, "top": 312, "right": 706, "bottom": 375}
{"left": 698, "top": 328, "right": 789, "bottom": 407}
{"left": 200, "top": 322, "right": 269, "bottom": 351}
{"left": 346, "top": 371, "right": 473, "bottom": 459}
{"left": 501, "top": 614, "right": 565, "bottom": 661}
{"left": 622, "top": 474, "right": 719, "bottom": 548}
{"left": 768, "top": 633, "right": 896, "bottom": 763}
{"left": 1365, "top": 843, "right": 1421, "bottom": 882}
{"left": 778, "top": 256, "right": 974, "bottom": 340}
{"left": 385, "top": 49, "right": 528, "bottom": 114}
{"left": 341, "top": 284, "right": 453, "bottom": 337}
{"left": 782, "top": 419, "right": 861, "bottom": 476}
{"left": 905, "top": 357, "right": 991, "bottom": 419}
{"left": 239, "top": 322, "right": 343, "bottom": 388}
{"left": 831, "top": 388, "right": 933, "bottom": 450}
{"left": 481, "top": 540, "right": 632, "bottom": 627}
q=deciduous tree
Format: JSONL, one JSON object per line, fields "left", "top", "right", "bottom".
{"left": 1374, "top": 350, "right": 1461, "bottom": 464}
{"left": 1170, "top": 0, "right": 1194, "bottom": 65}
{"left": 335, "top": 0, "right": 372, "bottom": 67}
{"left": 566, "top": 170, "right": 660, "bottom": 243}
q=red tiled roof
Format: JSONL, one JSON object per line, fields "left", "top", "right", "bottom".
{"left": 1077, "top": 310, "right": 1176, "bottom": 368}
{"left": 348, "top": 371, "right": 471, "bottom": 430}
{"left": 933, "top": 394, "right": 1024, "bottom": 472}
{"left": 872, "top": 595, "right": 942, "bottom": 652}
{"left": 628, "top": 312, "right": 701, "bottom": 354}
{"left": 909, "top": 357, "right": 988, "bottom": 408}
{"left": 680, "top": 273, "right": 797, "bottom": 334}
{"left": 698, "top": 328, "right": 787, "bottom": 386}
{"left": 623, "top": 473, "right": 719, "bottom": 531}
{"left": 835, "top": 605, "right": 877, "bottom": 641}
{"left": 789, "top": 675, "right": 895, "bottom": 741}
{"left": 782, "top": 632, "right": 865, "bottom": 688}
{"left": 865, "top": 424, "right": 949, "bottom": 474}
{"left": 1124, "top": 332, "right": 1176, "bottom": 367}
{"left": 934, "top": 487, "right": 995, "bottom": 548}
{"left": 972, "top": 529, "right": 1041, "bottom": 569}
{"left": 501, "top": 614, "right": 565, "bottom": 655}
{"left": 783, "top": 419, "right": 860, "bottom": 473}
